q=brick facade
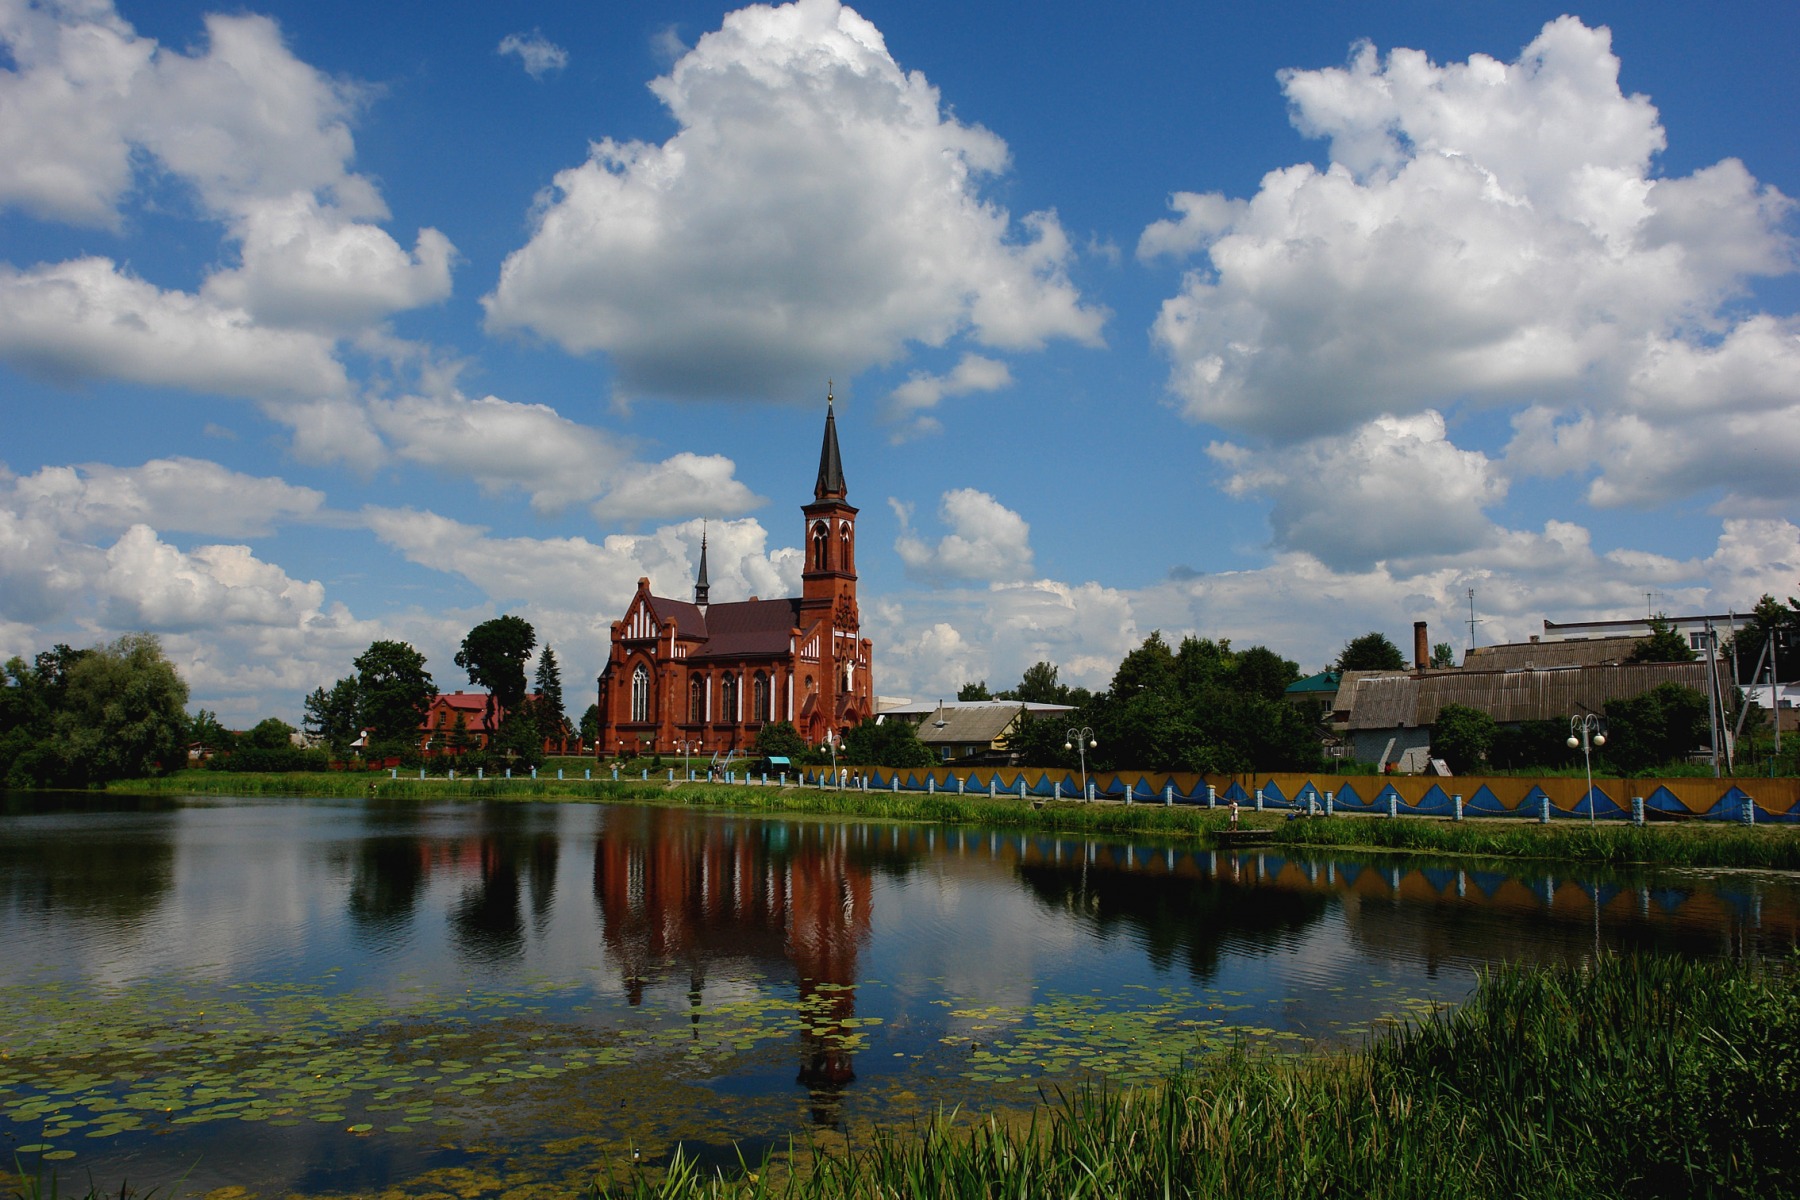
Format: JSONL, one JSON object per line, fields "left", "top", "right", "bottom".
{"left": 595, "top": 400, "right": 874, "bottom": 757}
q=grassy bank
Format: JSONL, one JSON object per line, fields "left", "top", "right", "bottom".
{"left": 587, "top": 953, "right": 1799, "bottom": 1200}
{"left": 1270, "top": 810, "right": 1800, "bottom": 870}
{"left": 105, "top": 770, "right": 1800, "bottom": 869}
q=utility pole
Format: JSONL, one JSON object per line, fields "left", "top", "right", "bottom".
{"left": 1466, "top": 588, "right": 1483, "bottom": 651}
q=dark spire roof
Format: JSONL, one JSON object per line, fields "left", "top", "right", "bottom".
{"left": 694, "top": 523, "right": 710, "bottom": 608}
{"left": 814, "top": 383, "right": 846, "bottom": 501}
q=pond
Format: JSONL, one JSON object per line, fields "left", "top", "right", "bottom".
{"left": 2, "top": 794, "right": 1795, "bottom": 1197}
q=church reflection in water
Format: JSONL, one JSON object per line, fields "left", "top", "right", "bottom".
{"left": 592, "top": 808, "right": 878, "bottom": 1121}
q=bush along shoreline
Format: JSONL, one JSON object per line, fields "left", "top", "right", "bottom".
{"left": 99, "top": 769, "right": 1800, "bottom": 871}
{"left": 582, "top": 953, "right": 1799, "bottom": 1200}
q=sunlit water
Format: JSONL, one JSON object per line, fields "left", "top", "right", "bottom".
{"left": 2, "top": 794, "right": 1795, "bottom": 1196}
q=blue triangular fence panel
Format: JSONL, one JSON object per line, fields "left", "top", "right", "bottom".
{"left": 1332, "top": 782, "right": 1375, "bottom": 811}
{"left": 1464, "top": 784, "right": 1509, "bottom": 816}
{"left": 1411, "top": 785, "right": 1453, "bottom": 816}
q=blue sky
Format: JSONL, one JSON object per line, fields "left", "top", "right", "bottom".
{"left": 2, "top": 0, "right": 1797, "bottom": 725}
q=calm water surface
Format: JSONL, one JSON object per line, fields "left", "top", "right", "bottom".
{"left": 2, "top": 794, "right": 1795, "bottom": 1196}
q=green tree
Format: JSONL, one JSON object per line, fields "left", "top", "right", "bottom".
{"left": 19, "top": 633, "right": 191, "bottom": 786}
{"left": 1601, "top": 684, "right": 1709, "bottom": 775}
{"left": 1234, "top": 645, "right": 1300, "bottom": 702}
{"left": 1728, "top": 594, "right": 1798, "bottom": 684}
{"left": 188, "top": 708, "right": 231, "bottom": 749}
{"left": 245, "top": 717, "right": 297, "bottom": 750}
{"left": 578, "top": 703, "right": 601, "bottom": 747}
{"left": 957, "top": 680, "right": 991, "bottom": 701}
{"left": 1628, "top": 615, "right": 1698, "bottom": 664}
{"left": 354, "top": 640, "right": 435, "bottom": 752}
{"left": 754, "top": 720, "right": 809, "bottom": 761}
{"left": 1431, "top": 704, "right": 1496, "bottom": 774}
{"left": 1431, "top": 642, "right": 1458, "bottom": 669}
{"left": 532, "top": 646, "right": 568, "bottom": 739}
{"left": 455, "top": 615, "right": 536, "bottom": 732}
{"left": 1488, "top": 719, "right": 1569, "bottom": 771}
{"left": 1010, "top": 661, "right": 1070, "bottom": 705}
{"left": 1336, "top": 631, "right": 1406, "bottom": 672}
{"left": 303, "top": 676, "right": 361, "bottom": 757}
{"left": 841, "top": 717, "right": 935, "bottom": 768}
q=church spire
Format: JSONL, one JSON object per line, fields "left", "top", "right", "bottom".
{"left": 694, "top": 523, "right": 710, "bottom": 608}
{"left": 814, "top": 382, "right": 846, "bottom": 501}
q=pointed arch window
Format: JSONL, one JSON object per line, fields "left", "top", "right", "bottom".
{"left": 812, "top": 521, "right": 830, "bottom": 570}
{"left": 631, "top": 664, "right": 650, "bottom": 724}
{"left": 721, "top": 674, "right": 738, "bottom": 723}
{"left": 839, "top": 522, "right": 852, "bottom": 571}
{"left": 689, "top": 675, "right": 704, "bottom": 723}
{"left": 752, "top": 673, "right": 770, "bottom": 722}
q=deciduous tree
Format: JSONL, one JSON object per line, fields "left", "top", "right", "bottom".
{"left": 354, "top": 640, "right": 434, "bottom": 752}
{"left": 1335, "top": 631, "right": 1406, "bottom": 672}
{"left": 456, "top": 615, "right": 536, "bottom": 733}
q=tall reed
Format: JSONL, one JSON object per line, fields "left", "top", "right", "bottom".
{"left": 584, "top": 953, "right": 1799, "bottom": 1200}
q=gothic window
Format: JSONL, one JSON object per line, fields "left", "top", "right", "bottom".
{"left": 752, "top": 673, "right": 769, "bottom": 722}
{"left": 839, "top": 522, "right": 852, "bottom": 570}
{"left": 722, "top": 674, "right": 738, "bottom": 722}
{"left": 631, "top": 664, "right": 650, "bottom": 724}
{"left": 689, "top": 676, "right": 704, "bottom": 723}
{"left": 812, "top": 521, "right": 830, "bottom": 570}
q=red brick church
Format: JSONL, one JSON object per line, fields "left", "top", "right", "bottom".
{"left": 595, "top": 397, "right": 874, "bottom": 757}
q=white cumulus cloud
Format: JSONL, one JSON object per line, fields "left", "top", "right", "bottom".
{"left": 892, "top": 488, "right": 1034, "bottom": 584}
{"left": 484, "top": 0, "right": 1103, "bottom": 401}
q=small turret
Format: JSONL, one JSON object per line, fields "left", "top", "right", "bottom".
{"left": 694, "top": 524, "right": 710, "bottom": 608}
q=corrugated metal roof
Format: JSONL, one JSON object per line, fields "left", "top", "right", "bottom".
{"left": 1463, "top": 636, "right": 1641, "bottom": 670}
{"left": 1345, "top": 662, "right": 1709, "bottom": 730}
{"left": 913, "top": 704, "right": 1026, "bottom": 747}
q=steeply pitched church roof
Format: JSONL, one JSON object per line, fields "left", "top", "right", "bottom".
{"left": 695, "top": 597, "right": 803, "bottom": 659}
{"left": 644, "top": 594, "right": 708, "bottom": 637}
{"left": 814, "top": 396, "right": 846, "bottom": 500}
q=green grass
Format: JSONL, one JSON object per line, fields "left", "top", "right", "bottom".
{"left": 1271, "top": 811, "right": 1800, "bottom": 869}
{"left": 110, "top": 770, "right": 1800, "bottom": 869}
{"left": 584, "top": 953, "right": 1800, "bottom": 1200}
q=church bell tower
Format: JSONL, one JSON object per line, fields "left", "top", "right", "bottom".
{"left": 801, "top": 387, "right": 858, "bottom": 626}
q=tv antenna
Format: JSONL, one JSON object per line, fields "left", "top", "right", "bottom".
{"left": 1466, "top": 588, "right": 1484, "bottom": 650}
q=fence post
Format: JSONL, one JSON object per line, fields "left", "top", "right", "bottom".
{"left": 505, "top": 768, "right": 512, "bottom": 779}
{"left": 1087, "top": 780, "right": 1095, "bottom": 803}
{"left": 391, "top": 768, "right": 398, "bottom": 780}
{"left": 1540, "top": 795, "right": 1551, "bottom": 824}
{"left": 989, "top": 778, "right": 996, "bottom": 800}
{"left": 1632, "top": 795, "right": 1644, "bottom": 825}
{"left": 1387, "top": 793, "right": 1398, "bottom": 819}
{"left": 1325, "top": 790, "right": 1334, "bottom": 817}
{"left": 1125, "top": 781, "right": 1133, "bottom": 806}
{"left": 1165, "top": 784, "right": 1174, "bottom": 806}
{"left": 418, "top": 768, "right": 425, "bottom": 780}
{"left": 1453, "top": 793, "right": 1463, "bottom": 822}
{"left": 585, "top": 768, "right": 591, "bottom": 780}
{"left": 1742, "top": 793, "right": 1756, "bottom": 826}
{"left": 1019, "top": 778, "right": 1026, "bottom": 800}
{"left": 641, "top": 768, "right": 648, "bottom": 781}
{"left": 449, "top": 768, "right": 455, "bottom": 781}
{"left": 892, "top": 776, "right": 898, "bottom": 793}
{"left": 479, "top": 767, "right": 485, "bottom": 780}
{"left": 1207, "top": 784, "right": 1216, "bottom": 810}
{"left": 531, "top": 767, "right": 537, "bottom": 780}
{"left": 557, "top": 769, "right": 564, "bottom": 780}
{"left": 1255, "top": 787, "right": 1264, "bottom": 812}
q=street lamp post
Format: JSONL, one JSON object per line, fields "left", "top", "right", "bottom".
{"left": 1568, "top": 715, "right": 1606, "bottom": 823}
{"left": 1064, "top": 726, "right": 1097, "bottom": 801}
{"left": 824, "top": 729, "right": 839, "bottom": 788}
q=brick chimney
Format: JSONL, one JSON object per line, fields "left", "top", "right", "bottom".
{"left": 1414, "top": 621, "right": 1429, "bottom": 670}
